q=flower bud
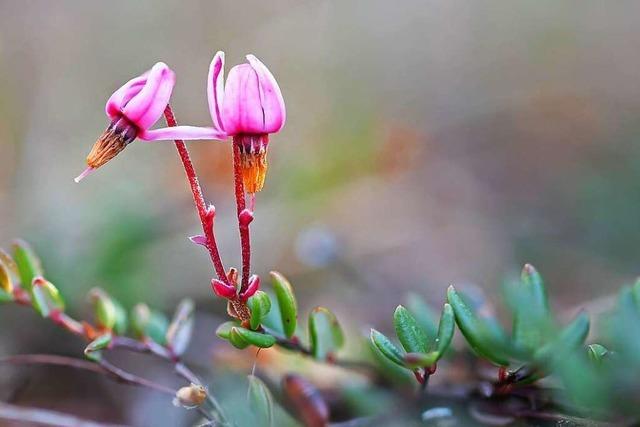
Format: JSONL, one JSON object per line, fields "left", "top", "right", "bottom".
{"left": 173, "top": 383, "right": 207, "bottom": 409}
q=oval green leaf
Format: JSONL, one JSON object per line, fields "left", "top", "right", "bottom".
{"left": 393, "top": 305, "right": 429, "bottom": 354}
{"left": 270, "top": 271, "right": 298, "bottom": 338}
{"left": 233, "top": 327, "right": 276, "bottom": 348}
{"left": 248, "top": 291, "right": 272, "bottom": 330}
{"left": 434, "top": 303, "right": 455, "bottom": 357}
{"left": 31, "top": 277, "right": 64, "bottom": 318}
{"left": 248, "top": 375, "right": 274, "bottom": 427}
{"left": 308, "top": 307, "right": 344, "bottom": 360}
{"left": 12, "top": 240, "right": 43, "bottom": 292}
{"left": 447, "top": 286, "right": 511, "bottom": 366}
{"left": 370, "top": 329, "right": 404, "bottom": 367}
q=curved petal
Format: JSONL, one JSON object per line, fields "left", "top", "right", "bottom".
{"left": 246, "top": 54, "right": 286, "bottom": 133}
{"left": 139, "top": 126, "right": 227, "bottom": 141}
{"left": 207, "top": 51, "right": 226, "bottom": 132}
{"left": 221, "top": 64, "right": 264, "bottom": 135}
{"left": 105, "top": 74, "right": 147, "bottom": 120}
{"left": 122, "top": 62, "right": 176, "bottom": 130}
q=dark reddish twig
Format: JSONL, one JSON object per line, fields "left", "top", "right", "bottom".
{"left": 0, "top": 354, "right": 175, "bottom": 395}
{"left": 232, "top": 143, "right": 251, "bottom": 292}
{"left": 163, "top": 104, "right": 229, "bottom": 285}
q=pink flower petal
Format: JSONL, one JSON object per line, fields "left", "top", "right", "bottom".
{"left": 105, "top": 75, "right": 147, "bottom": 120}
{"left": 122, "top": 62, "right": 176, "bottom": 130}
{"left": 138, "top": 126, "right": 227, "bottom": 141}
{"left": 246, "top": 54, "right": 286, "bottom": 133}
{"left": 221, "top": 64, "right": 264, "bottom": 135}
{"left": 207, "top": 51, "right": 226, "bottom": 133}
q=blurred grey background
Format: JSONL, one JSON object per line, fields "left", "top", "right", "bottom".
{"left": 2, "top": 0, "right": 640, "bottom": 424}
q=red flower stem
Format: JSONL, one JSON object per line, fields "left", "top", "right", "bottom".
{"left": 232, "top": 142, "right": 251, "bottom": 292}
{"left": 163, "top": 104, "right": 229, "bottom": 284}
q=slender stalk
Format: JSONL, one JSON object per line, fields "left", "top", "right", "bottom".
{"left": 232, "top": 143, "right": 251, "bottom": 292}
{"left": 163, "top": 104, "right": 229, "bottom": 284}
{"left": 0, "top": 354, "right": 175, "bottom": 396}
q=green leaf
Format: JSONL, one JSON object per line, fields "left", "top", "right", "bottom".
{"left": 370, "top": 329, "right": 404, "bottom": 367}
{"left": 84, "top": 333, "right": 112, "bottom": 361}
{"left": 216, "top": 321, "right": 239, "bottom": 340}
{"left": 446, "top": 286, "right": 511, "bottom": 366}
{"left": 232, "top": 327, "right": 276, "bottom": 348}
{"left": 166, "top": 299, "right": 195, "bottom": 357}
{"left": 587, "top": 344, "right": 609, "bottom": 365}
{"left": 112, "top": 300, "right": 128, "bottom": 335}
{"left": 308, "top": 307, "right": 345, "bottom": 360}
{"left": 508, "top": 264, "right": 551, "bottom": 352}
{"left": 0, "top": 259, "right": 14, "bottom": 294}
{"left": 12, "top": 240, "right": 43, "bottom": 292}
{"left": 31, "top": 277, "right": 64, "bottom": 317}
{"left": 534, "top": 310, "right": 590, "bottom": 366}
{"left": 404, "top": 351, "right": 439, "bottom": 369}
{"left": 247, "top": 375, "right": 274, "bottom": 427}
{"left": 248, "top": 291, "right": 272, "bottom": 330}
{"left": 89, "top": 288, "right": 117, "bottom": 330}
{"left": 131, "top": 303, "right": 169, "bottom": 344}
{"left": 405, "top": 293, "right": 438, "bottom": 341}
{"left": 270, "top": 271, "right": 298, "bottom": 338}
{"left": 393, "top": 305, "right": 429, "bottom": 354}
{"left": 434, "top": 303, "right": 455, "bottom": 357}
{"left": 229, "top": 327, "right": 250, "bottom": 349}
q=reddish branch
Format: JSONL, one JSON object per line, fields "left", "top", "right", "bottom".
{"left": 163, "top": 104, "right": 229, "bottom": 285}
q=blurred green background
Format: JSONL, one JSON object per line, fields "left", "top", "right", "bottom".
{"left": 1, "top": 0, "right": 640, "bottom": 425}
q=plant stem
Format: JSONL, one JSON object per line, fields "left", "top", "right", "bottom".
{"left": 232, "top": 143, "right": 251, "bottom": 292}
{"left": 163, "top": 104, "right": 229, "bottom": 285}
{"left": 0, "top": 354, "right": 175, "bottom": 395}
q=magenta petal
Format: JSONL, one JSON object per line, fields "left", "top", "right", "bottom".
{"left": 122, "top": 62, "right": 176, "bottom": 130}
{"left": 207, "top": 51, "right": 226, "bottom": 133}
{"left": 139, "top": 126, "right": 227, "bottom": 141}
{"left": 246, "top": 55, "right": 286, "bottom": 133}
{"left": 105, "top": 75, "right": 147, "bottom": 120}
{"left": 221, "top": 64, "right": 264, "bottom": 135}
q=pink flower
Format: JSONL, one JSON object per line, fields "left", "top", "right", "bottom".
{"left": 207, "top": 52, "right": 286, "bottom": 136}
{"left": 75, "top": 62, "right": 225, "bottom": 183}
{"left": 206, "top": 52, "right": 286, "bottom": 193}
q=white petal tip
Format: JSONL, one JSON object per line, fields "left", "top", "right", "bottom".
{"left": 74, "top": 167, "right": 95, "bottom": 183}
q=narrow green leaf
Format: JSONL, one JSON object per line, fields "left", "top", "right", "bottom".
{"left": 405, "top": 293, "right": 438, "bottom": 341}
{"left": 534, "top": 310, "right": 590, "bottom": 366}
{"left": 393, "top": 305, "right": 429, "bottom": 354}
{"left": 112, "top": 300, "right": 128, "bottom": 335}
{"left": 31, "top": 277, "right": 64, "bottom": 318}
{"left": 370, "top": 329, "right": 404, "bottom": 367}
{"left": 216, "top": 321, "right": 239, "bottom": 340}
{"left": 247, "top": 375, "right": 274, "bottom": 427}
{"left": 84, "top": 333, "right": 112, "bottom": 361}
{"left": 130, "top": 303, "right": 168, "bottom": 344}
{"left": 446, "top": 286, "right": 511, "bottom": 366}
{"left": 434, "top": 303, "right": 455, "bottom": 357}
{"left": 509, "top": 264, "right": 551, "bottom": 352}
{"left": 308, "top": 307, "right": 345, "bottom": 360}
{"left": 248, "top": 291, "right": 272, "bottom": 330}
{"left": 166, "top": 299, "right": 195, "bottom": 356}
{"left": 270, "top": 271, "right": 298, "bottom": 338}
{"left": 233, "top": 327, "right": 276, "bottom": 348}
{"left": 89, "top": 288, "right": 117, "bottom": 330}
{"left": 12, "top": 240, "right": 43, "bottom": 292}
